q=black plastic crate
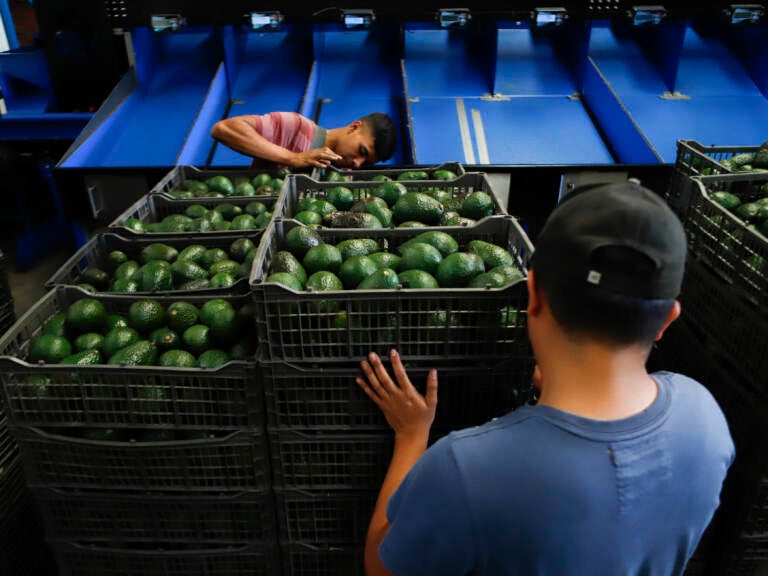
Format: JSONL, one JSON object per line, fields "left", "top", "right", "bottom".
{"left": 35, "top": 487, "right": 276, "bottom": 545}
{"left": 54, "top": 541, "right": 280, "bottom": 576}
{"left": 0, "top": 298, "right": 15, "bottom": 336}
{"left": 260, "top": 356, "right": 534, "bottom": 432}
{"left": 281, "top": 173, "right": 507, "bottom": 227}
{"left": 149, "top": 165, "right": 298, "bottom": 199}
{"left": 676, "top": 173, "right": 768, "bottom": 308}
{"left": 250, "top": 217, "right": 532, "bottom": 363}
{"left": 313, "top": 161, "right": 466, "bottom": 183}
{"left": 275, "top": 489, "right": 376, "bottom": 544}
{"left": 13, "top": 426, "right": 269, "bottom": 493}
{"left": 724, "top": 535, "right": 768, "bottom": 575}
{"left": 666, "top": 141, "right": 761, "bottom": 217}
{"left": 0, "top": 286, "right": 261, "bottom": 430}
{"left": 280, "top": 542, "right": 364, "bottom": 576}
{"left": 269, "top": 430, "right": 393, "bottom": 491}
{"left": 678, "top": 255, "right": 768, "bottom": 398}
{"left": 0, "top": 452, "right": 27, "bottom": 529}
{"left": 108, "top": 193, "right": 282, "bottom": 238}
{"left": 44, "top": 232, "right": 262, "bottom": 295}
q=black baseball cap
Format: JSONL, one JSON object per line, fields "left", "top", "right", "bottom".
{"left": 531, "top": 181, "right": 687, "bottom": 299}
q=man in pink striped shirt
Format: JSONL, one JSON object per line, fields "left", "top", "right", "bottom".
{"left": 211, "top": 111, "right": 397, "bottom": 170}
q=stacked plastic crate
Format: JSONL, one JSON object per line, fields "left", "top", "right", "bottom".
{"left": 0, "top": 169, "right": 288, "bottom": 576}
{"left": 0, "top": 249, "right": 56, "bottom": 575}
{"left": 0, "top": 249, "right": 15, "bottom": 335}
{"left": 660, "top": 141, "right": 768, "bottom": 576}
{"left": 252, "top": 164, "right": 537, "bottom": 575}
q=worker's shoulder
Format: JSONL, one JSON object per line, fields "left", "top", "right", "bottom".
{"left": 447, "top": 407, "right": 540, "bottom": 444}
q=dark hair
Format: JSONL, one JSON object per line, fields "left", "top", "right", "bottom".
{"left": 535, "top": 245, "right": 676, "bottom": 346}
{"left": 361, "top": 112, "right": 397, "bottom": 164}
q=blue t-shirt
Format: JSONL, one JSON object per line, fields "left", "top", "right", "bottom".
{"left": 380, "top": 371, "right": 735, "bottom": 576}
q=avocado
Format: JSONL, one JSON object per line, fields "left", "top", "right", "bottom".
{"left": 60, "top": 349, "right": 102, "bottom": 365}
{"left": 467, "top": 239, "right": 515, "bottom": 269}
{"left": 335, "top": 238, "right": 380, "bottom": 260}
{"left": 392, "top": 192, "right": 444, "bottom": 225}
{"left": 322, "top": 212, "right": 383, "bottom": 229}
{"left": 102, "top": 327, "right": 141, "bottom": 358}
{"left": 79, "top": 267, "right": 111, "bottom": 290}
{"left": 357, "top": 267, "right": 400, "bottom": 290}
{"left": 137, "top": 260, "right": 173, "bottom": 292}
{"left": 107, "top": 340, "right": 158, "bottom": 366}
{"left": 271, "top": 251, "right": 308, "bottom": 287}
{"left": 28, "top": 334, "right": 72, "bottom": 364}
{"left": 285, "top": 225, "right": 324, "bottom": 259}
{"left": 435, "top": 252, "right": 485, "bottom": 287}
{"left": 140, "top": 243, "right": 179, "bottom": 264}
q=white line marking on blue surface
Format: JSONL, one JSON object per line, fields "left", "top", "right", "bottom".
{"left": 456, "top": 99, "right": 476, "bottom": 164}
{"left": 471, "top": 108, "right": 489, "bottom": 164}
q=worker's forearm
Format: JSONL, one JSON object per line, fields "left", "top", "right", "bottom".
{"left": 210, "top": 118, "right": 292, "bottom": 164}
{"left": 365, "top": 432, "right": 429, "bottom": 576}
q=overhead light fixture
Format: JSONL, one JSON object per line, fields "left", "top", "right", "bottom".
{"left": 533, "top": 7, "right": 568, "bottom": 28}
{"left": 342, "top": 9, "right": 375, "bottom": 30}
{"left": 150, "top": 14, "right": 185, "bottom": 33}
{"left": 728, "top": 4, "right": 764, "bottom": 23}
{"left": 249, "top": 12, "right": 283, "bottom": 31}
{"left": 438, "top": 8, "right": 471, "bottom": 28}
{"left": 630, "top": 5, "right": 667, "bottom": 25}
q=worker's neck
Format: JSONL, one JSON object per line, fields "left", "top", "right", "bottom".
{"left": 535, "top": 338, "right": 657, "bottom": 421}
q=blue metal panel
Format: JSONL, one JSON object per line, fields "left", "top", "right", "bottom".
{"left": 0, "top": 47, "right": 54, "bottom": 112}
{"left": 409, "top": 95, "right": 615, "bottom": 165}
{"left": 589, "top": 20, "right": 768, "bottom": 163}
{"left": 674, "top": 22, "right": 764, "bottom": 97}
{"left": 314, "top": 23, "right": 403, "bottom": 100}
{"left": 59, "top": 26, "right": 223, "bottom": 168}
{"left": 582, "top": 58, "right": 661, "bottom": 164}
{"left": 404, "top": 24, "right": 494, "bottom": 98}
{"left": 177, "top": 63, "right": 230, "bottom": 166}
{"left": 721, "top": 21, "right": 768, "bottom": 100}
{"left": 494, "top": 24, "right": 576, "bottom": 95}
{"left": 228, "top": 24, "right": 314, "bottom": 101}
{"left": 588, "top": 23, "right": 670, "bottom": 96}
{"left": 613, "top": 93, "right": 768, "bottom": 162}
{"left": 718, "top": 21, "right": 768, "bottom": 99}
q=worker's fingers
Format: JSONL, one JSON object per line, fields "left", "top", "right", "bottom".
{"left": 389, "top": 349, "right": 416, "bottom": 394}
{"left": 360, "top": 358, "right": 389, "bottom": 399}
{"left": 369, "top": 352, "right": 399, "bottom": 395}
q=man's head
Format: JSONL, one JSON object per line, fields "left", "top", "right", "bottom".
{"left": 333, "top": 112, "right": 397, "bottom": 168}
{"left": 529, "top": 181, "right": 687, "bottom": 347}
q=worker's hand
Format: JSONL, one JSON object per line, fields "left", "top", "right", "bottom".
{"left": 357, "top": 349, "right": 438, "bottom": 440}
{"left": 287, "top": 147, "right": 343, "bottom": 169}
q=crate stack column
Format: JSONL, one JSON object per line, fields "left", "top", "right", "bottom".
{"left": 252, "top": 165, "right": 537, "bottom": 575}
{"left": 659, "top": 142, "right": 768, "bottom": 575}
{"left": 0, "top": 162, "right": 291, "bottom": 576}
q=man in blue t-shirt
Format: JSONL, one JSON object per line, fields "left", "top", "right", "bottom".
{"left": 356, "top": 181, "right": 735, "bottom": 576}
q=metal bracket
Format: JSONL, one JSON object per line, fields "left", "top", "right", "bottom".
{"left": 86, "top": 185, "right": 102, "bottom": 219}
{"left": 437, "top": 8, "right": 471, "bottom": 28}
{"left": 248, "top": 12, "right": 283, "bottom": 31}
{"left": 532, "top": 7, "right": 568, "bottom": 28}
{"left": 342, "top": 9, "right": 375, "bottom": 30}
{"left": 660, "top": 91, "right": 691, "bottom": 100}
{"left": 150, "top": 14, "right": 186, "bottom": 33}
{"left": 630, "top": 5, "right": 667, "bottom": 26}
{"left": 727, "top": 4, "right": 765, "bottom": 24}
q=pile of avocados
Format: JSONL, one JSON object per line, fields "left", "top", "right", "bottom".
{"left": 121, "top": 199, "right": 273, "bottom": 234}
{"left": 74, "top": 237, "right": 259, "bottom": 293}
{"left": 265, "top": 226, "right": 525, "bottom": 292}
{"left": 292, "top": 179, "right": 497, "bottom": 229}
{"left": 165, "top": 170, "right": 288, "bottom": 199}
{"left": 25, "top": 296, "right": 256, "bottom": 369}
{"left": 708, "top": 185, "right": 768, "bottom": 238}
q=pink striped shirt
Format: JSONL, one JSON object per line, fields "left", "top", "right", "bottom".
{"left": 245, "top": 112, "right": 323, "bottom": 169}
